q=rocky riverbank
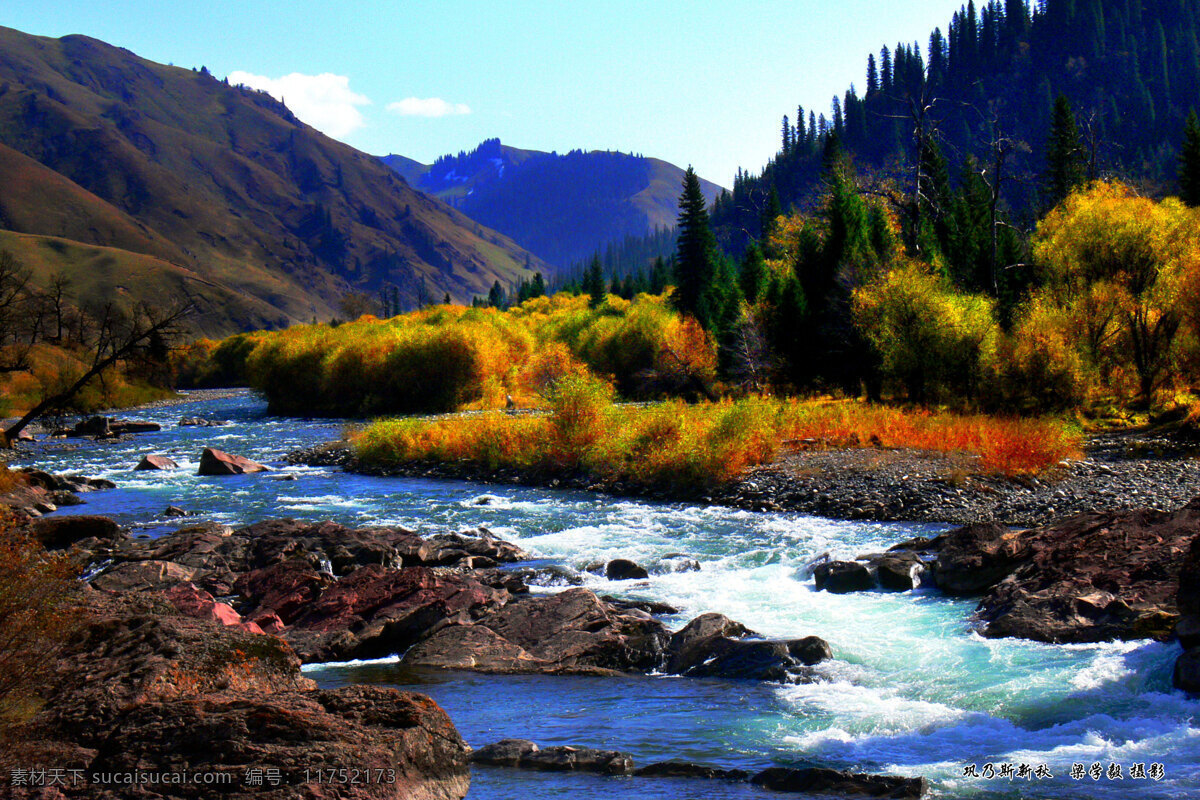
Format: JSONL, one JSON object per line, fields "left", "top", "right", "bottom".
{"left": 800, "top": 497, "right": 1200, "bottom": 694}
{"left": 289, "top": 427, "right": 1200, "bottom": 528}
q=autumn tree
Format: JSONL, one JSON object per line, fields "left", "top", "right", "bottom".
{"left": 1032, "top": 182, "right": 1199, "bottom": 406}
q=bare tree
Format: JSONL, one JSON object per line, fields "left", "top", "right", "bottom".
{"left": 2, "top": 299, "right": 195, "bottom": 447}
{"left": 0, "top": 251, "right": 35, "bottom": 375}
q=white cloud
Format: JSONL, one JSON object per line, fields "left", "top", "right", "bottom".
{"left": 387, "top": 97, "right": 471, "bottom": 118}
{"left": 228, "top": 71, "right": 370, "bottom": 139}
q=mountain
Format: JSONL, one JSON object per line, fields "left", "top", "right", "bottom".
{"left": 382, "top": 139, "right": 724, "bottom": 268}
{"left": 712, "top": 0, "right": 1200, "bottom": 253}
{"left": 0, "top": 26, "right": 548, "bottom": 335}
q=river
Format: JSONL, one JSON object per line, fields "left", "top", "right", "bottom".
{"left": 16, "top": 392, "right": 1199, "bottom": 799}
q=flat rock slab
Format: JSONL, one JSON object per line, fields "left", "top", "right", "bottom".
{"left": 751, "top": 767, "right": 928, "bottom": 798}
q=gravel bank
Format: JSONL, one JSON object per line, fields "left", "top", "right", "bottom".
{"left": 288, "top": 430, "right": 1200, "bottom": 528}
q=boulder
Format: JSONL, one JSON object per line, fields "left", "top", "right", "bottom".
{"left": 664, "top": 613, "right": 831, "bottom": 682}
{"left": 197, "top": 447, "right": 269, "bottom": 475}
{"left": 471, "top": 739, "right": 633, "bottom": 775}
{"left": 135, "top": 454, "right": 179, "bottom": 471}
{"left": 606, "top": 558, "right": 650, "bottom": 580}
{"left": 27, "top": 515, "right": 123, "bottom": 550}
{"left": 110, "top": 419, "right": 162, "bottom": 436}
{"left": 423, "top": 528, "right": 529, "bottom": 565}
{"left": 813, "top": 561, "right": 875, "bottom": 593}
{"left": 932, "top": 522, "right": 1031, "bottom": 595}
{"left": 874, "top": 554, "right": 926, "bottom": 591}
{"left": 179, "top": 416, "right": 222, "bottom": 427}
{"left": 751, "top": 767, "right": 928, "bottom": 798}
{"left": 233, "top": 559, "right": 337, "bottom": 625}
{"left": 404, "top": 588, "right": 670, "bottom": 675}
{"left": 634, "top": 762, "right": 750, "bottom": 781}
{"left": 163, "top": 505, "right": 190, "bottom": 517}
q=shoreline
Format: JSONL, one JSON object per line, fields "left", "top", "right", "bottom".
{"left": 288, "top": 428, "right": 1200, "bottom": 528}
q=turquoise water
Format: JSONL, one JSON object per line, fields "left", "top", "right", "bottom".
{"left": 17, "top": 393, "right": 1199, "bottom": 799}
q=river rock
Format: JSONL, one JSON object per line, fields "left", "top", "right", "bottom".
{"left": 634, "top": 762, "right": 750, "bottom": 780}
{"left": 751, "top": 767, "right": 928, "bottom": 798}
{"left": 933, "top": 522, "right": 1030, "bottom": 595}
{"left": 471, "top": 739, "right": 634, "bottom": 775}
{"left": 197, "top": 446, "right": 270, "bottom": 475}
{"left": 606, "top": 558, "right": 650, "bottom": 580}
{"left": 875, "top": 553, "right": 926, "bottom": 591}
{"left": 664, "top": 613, "right": 831, "bottom": 682}
{"left": 403, "top": 588, "right": 670, "bottom": 675}
{"left": 655, "top": 553, "right": 702, "bottom": 573}
{"left": 26, "top": 514, "right": 123, "bottom": 549}
{"left": 179, "top": 416, "right": 222, "bottom": 426}
{"left": 813, "top": 561, "right": 874, "bottom": 593}
{"left": 135, "top": 454, "right": 179, "bottom": 470}
{"left": 423, "top": 528, "right": 530, "bottom": 565}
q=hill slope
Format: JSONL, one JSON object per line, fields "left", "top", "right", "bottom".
{"left": 382, "top": 139, "right": 724, "bottom": 268}
{"left": 0, "top": 26, "right": 548, "bottom": 333}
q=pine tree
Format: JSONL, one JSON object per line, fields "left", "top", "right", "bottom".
{"left": 1044, "top": 94, "right": 1085, "bottom": 207}
{"left": 530, "top": 272, "right": 547, "bottom": 298}
{"left": 739, "top": 243, "right": 768, "bottom": 305}
{"left": 443, "top": 293, "right": 452, "bottom": 305}
{"left": 673, "top": 167, "right": 720, "bottom": 329}
{"left": 584, "top": 256, "right": 606, "bottom": 308}
{"left": 487, "top": 280, "right": 506, "bottom": 309}
{"left": 1182, "top": 109, "right": 1200, "bottom": 207}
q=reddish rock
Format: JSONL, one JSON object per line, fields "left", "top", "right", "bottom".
{"left": 135, "top": 454, "right": 179, "bottom": 471}
{"left": 197, "top": 447, "right": 269, "bottom": 475}
{"left": 233, "top": 559, "right": 335, "bottom": 625}
{"left": 285, "top": 565, "right": 509, "bottom": 663}
{"left": 664, "top": 612, "right": 831, "bottom": 682}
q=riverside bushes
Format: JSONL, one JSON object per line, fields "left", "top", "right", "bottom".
{"left": 355, "top": 387, "right": 1080, "bottom": 489}
{"left": 179, "top": 294, "right": 717, "bottom": 417}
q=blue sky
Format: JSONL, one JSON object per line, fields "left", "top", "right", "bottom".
{"left": 5, "top": 0, "right": 969, "bottom": 187}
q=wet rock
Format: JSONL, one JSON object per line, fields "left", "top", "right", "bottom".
{"left": 933, "top": 522, "right": 1030, "bottom": 595}
{"left": 1175, "top": 650, "right": 1200, "bottom": 694}
{"left": 813, "top": 561, "right": 874, "bottom": 593}
{"left": 634, "top": 762, "right": 750, "bottom": 781}
{"left": 135, "top": 454, "right": 179, "bottom": 470}
{"left": 751, "top": 766, "right": 928, "bottom": 798}
{"left": 874, "top": 554, "right": 926, "bottom": 591}
{"left": 27, "top": 514, "right": 123, "bottom": 550}
{"left": 65, "top": 416, "right": 162, "bottom": 438}
{"left": 471, "top": 738, "right": 540, "bottom": 767}
{"left": 472, "top": 739, "right": 634, "bottom": 775}
{"left": 601, "top": 596, "right": 680, "bottom": 615}
{"left": 404, "top": 588, "right": 670, "bottom": 675}
{"left": 665, "top": 613, "right": 830, "bottom": 682}
{"left": 655, "top": 553, "right": 702, "bottom": 573}
{"left": 507, "top": 564, "right": 583, "bottom": 588}
{"left": 163, "top": 505, "right": 190, "bottom": 517}
{"left": 197, "top": 446, "right": 269, "bottom": 475}
{"left": 179, "top": 416, "right": 222, "bottom": 427}
{"left": 606, "top": 558, "right": 649, "bottom": 580}
{"left": 90, "top": 560, "right": 197, "bottom": 592}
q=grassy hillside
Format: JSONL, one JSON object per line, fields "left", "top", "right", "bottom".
{"left": 0, "top": 26, "right": 550, "bottom": 333}
{"left": 383, "top": 139, "right": 724, "bottom": 268}
{"left": 0, "top": 230, "right": 289, "bottom": 337}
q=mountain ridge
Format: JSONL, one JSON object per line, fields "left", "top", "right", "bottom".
{"left": 383, "top": 138, "right": 724, "bottom": 268}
